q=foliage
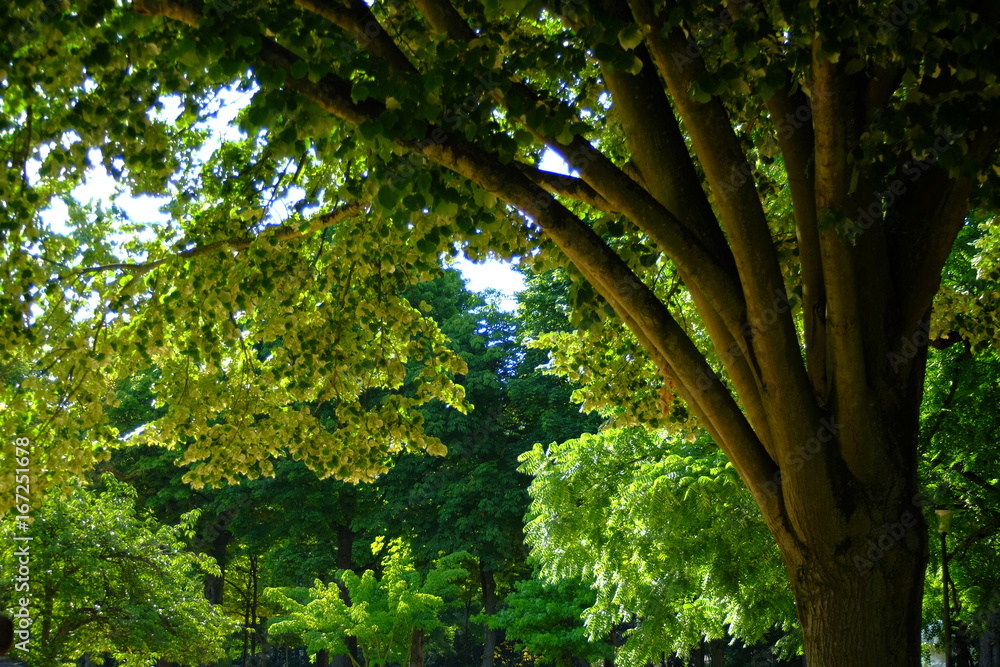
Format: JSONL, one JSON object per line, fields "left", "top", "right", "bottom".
{"left": 265, "top": 538, "right": 471, "bottom": 666}
{"left": 0, "top": 477, "right": 233, "bottom": 666}
{"left": 486, "top": 572, "right": 611, "bottom": 667}
{"left": 520, "top": 427, "right": 799, "bottom": 663}
{"left": 918, "top": 344, "right": 1000, "bottom": 653}
{"left": 5, "top": 0, "right": 1000, "bottom": 661}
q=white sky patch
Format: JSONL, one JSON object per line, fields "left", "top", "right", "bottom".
{"left": 451, "top": 255, "right": 526, "bottom": 310}
{"left": 538, "top": 146, "right": 573, "bottom": 175}
{"left": 446, "top": 146, "right": 573, "bottom": 309}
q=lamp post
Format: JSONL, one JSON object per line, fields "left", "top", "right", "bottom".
{"left": 936, "top": 508, "right": 955, "bottom": 667}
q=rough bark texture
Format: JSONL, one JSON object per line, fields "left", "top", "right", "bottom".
{"left": 408, "top": 628, "right": 425, "bottom": 667}
{"left": 788, "top": 532, "right": 927, "bottom": 665}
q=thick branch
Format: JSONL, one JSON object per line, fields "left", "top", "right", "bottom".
{"left": 411, "top": 0, "right": 753, "bottom": 368}
{"left": 765, "top": 82, "right": 826, "bottom": 397}
{"left": 137, "top": 0, "right": 794, "bottom": 539}
{"left": 412, "top": 0, "right": 474, "bottom": 41}
{"left": 515, "top": 164, "right": 618, "bottom": 212}
{"left": 811, "top": 43, "right": 882, "bottom": 481}
{"left": 294, "top": 0, "right": 416, "bottom": 74}
{"left": 630, "top": 0, "right": 820, "bottom": 468}
{"left": 894, "top": 119, "right": 1000, "bottom": 331}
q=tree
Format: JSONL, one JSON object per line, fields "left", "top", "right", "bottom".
{"left": 265, "top": 538, "right": 470, "bottom": 667}
{"left": 487, "top": 572, "right": 612, "bottom": 667}
{"left": 520, "top": 427, "right": 799, "bottom": 663}
{"left": 0, "top": 477, "right": 233, "bottom": 665}
{"left": 3, "top": 0, "right": 1000, "bottom": 664}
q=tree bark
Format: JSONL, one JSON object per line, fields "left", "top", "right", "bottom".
{"left": 408, "top": 628, "right": 425, "bottom": 667}
{"left": 689, "top": 640, "right": 704, "bottom": 666}
{"left": 480, "top": 563, "right": 498, "bottom": 667}
{"left": 331, "top": 520, "right": 360, "bottom": 667}
{"left": 781, "top": 496, "right": 928, "bottom": 667}
{"left": 102, "top": 4, "right": 1000, "bottom": 667}
{"left": 979, "top": 608, "right": 1000, "bottom": 667}
{"left": 708, "top": 637, "right": 725, "bottom": 666}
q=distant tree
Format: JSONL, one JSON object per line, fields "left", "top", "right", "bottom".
{"left": 265, "top": 538, "right": 470, "bottom": 667}
{"left": 520, "top": 427, "right": 798, "bottom": 664}
{"left": 0, "top": 477, "right": 233, "bottom": 665}
{"left": 487, "top": 572, "right": 612, "bottom": 667}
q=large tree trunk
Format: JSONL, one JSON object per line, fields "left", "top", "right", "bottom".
{"left": 789, "top": 552, "right": 926, "bottom": 664}
{"left": 774, "top": 464, "right": 929, "bottom": 666}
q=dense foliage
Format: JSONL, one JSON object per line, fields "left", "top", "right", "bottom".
{"left": 0, "top": 478, "right": 233, "bottom": 665}
{"left": 4, "top": 0, "right": 1000, "bottom": 664}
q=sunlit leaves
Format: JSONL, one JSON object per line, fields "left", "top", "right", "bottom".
{"left": 519, "top": 428, "right": 799, "bottom": 662}
{"left": 265, "top": 539, "right": 471, "bottom": 666}
{"left": 0, "top": 476, "right": 234, "bottom": 664}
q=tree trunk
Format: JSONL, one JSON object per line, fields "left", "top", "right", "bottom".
{"left": 315, "top": 650, "right": 329, "bottom": 667}
{"left": 979, "top": 608, "right": 1000, "bottom": 667}
{"left": 408, "top": 628, "right": 425, "bottom": 667}
{"left": 779, "top": 492, "right": 928, "bottom": 667}
{"left": 708, "top": 637, "right": 725, "bottom": 666}
{"left": 689, "top": 639, "right": 704, "bottom": 666}
{"left": 331, "top": 520, "right": 360, "bottom": 667}
{"left": 480, "top": 563, "right": 498, "bottom": 667}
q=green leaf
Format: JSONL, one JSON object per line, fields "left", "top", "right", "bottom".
{"left": 290, "top": 59, "right": 309, "bottom": 79}
{"left": 618, "top": 25, "right": 644, "bottom": 51}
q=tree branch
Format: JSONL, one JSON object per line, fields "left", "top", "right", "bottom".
{"left": 810, "top": 44, "right": 878, "bottom": 480}
{"left": 136, "top": 0, "right": 793, "bottom": 539}
{"left": 412, "top": 0, "right": 754, "bottom": 375}
{"left": 294, "top": 0, "right": 416, "bottom": 74}
{"left": 629, "top": 0, "right": 820, "bottom": 471}
{"left": 73, "top": 201, "right": 367, "bottom": 277}
{"left": 514, "top": 164, "right": 618, "bottom": 212}
{"left": 894, "top": 118, "right": 1000, "bottom": 332}
{"left": 764, "top": 82, "right": 826, "bottom": 398}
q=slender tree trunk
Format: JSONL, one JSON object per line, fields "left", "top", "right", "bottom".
{"left": 708, "top": 637, "right": 725, "bottom": 666}
{"left": 260, "top": 616, "right": 269, "bottom": 667}
{"left": 331, "top": 520, "right": 360, "bottom": 667}
{"left": 480, "top": 562, "right": 498, "bottom": 667}
{"left": 408, "top": 628, "right": 425, "bottom": 667}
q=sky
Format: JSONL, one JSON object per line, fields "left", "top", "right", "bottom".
{"left": 40, "top": 89, "right": 575, "bottom": 311}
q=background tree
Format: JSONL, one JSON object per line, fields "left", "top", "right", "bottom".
{"left": 3, "top": 0, "right": 1000, "bottom": 664}
{"left": 487, "top": 572, "right": 612, "bottom": 667}
{"left": 520, "top": 427, "right": 798, "bottom": 664}
{"left": 265, "top": 538, "right": 471, "bottom": 667}
{"left": 0, "top": 477, "right": 233, "bottom": 666}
